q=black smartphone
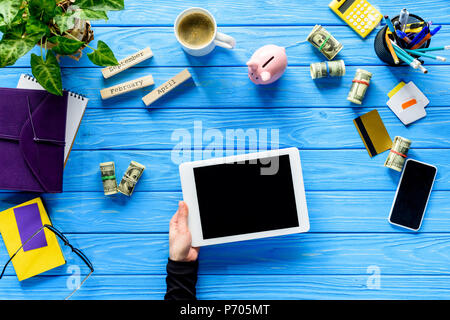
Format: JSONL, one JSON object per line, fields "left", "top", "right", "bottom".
{"left": 389, "top": 159, "right": 437, "bottom": 231}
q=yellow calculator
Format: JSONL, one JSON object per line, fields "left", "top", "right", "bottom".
{"left": 329, "top": 0, "right": 383, "bottom": 38}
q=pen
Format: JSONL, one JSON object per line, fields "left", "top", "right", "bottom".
{"left": 408, "top": 25, "right": 429, "bottom": 48}
{"left": 396, "top": 30, "right": 411, "bottom": 44}
{"left": 391, "top": 40, "right": 428, "bottom": 73}
{"left": 399, "top": 9, "right": 409, "bottom": 32}
{"left": 384, "top": 15, "right": 400, "bottom": 43}
{"left": 411, "top": 26, "right": 441, "bottom": 50}
{"left": 404, "top": 48, "right": 446, "bottom": 61}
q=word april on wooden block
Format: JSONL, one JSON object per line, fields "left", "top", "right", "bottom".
{"left": 101, "top": 47, "right": 153, "bottom": 79}
{"left": 142, "top": 69, "right": 192, "bottom": 106}
{"left": 101, "top": 75, "right": 154, "bottom": 100}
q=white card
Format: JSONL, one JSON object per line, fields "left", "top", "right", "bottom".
{"left": 386, "top": 81, "right": 429, "bottom": 125}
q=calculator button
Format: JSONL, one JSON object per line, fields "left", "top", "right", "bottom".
{"left": 357, "top": 4, "right": 361, "bottom": 7}
{"left": 364, "top": 3, "right": 368, "bottom": 6}
{"left": 361, "top": 21, "right": 365, "bottom": 25}
{"left": 360, "top": 14, "right": 364, "bottom": 18}
{"left": 353, "top": 14, "right": 357, "bottom": 18}
{"left": 349, "top": 18, "right": 354, "bottom": 22}
{"left": 357, "top": 25, "right": 361, "bottom": 29}
{"left": 364, "top": 17, "right": 368, "bottom": 21}
{"left": 357, "top": 11, "right": 361, "bottom": 15}
{"left": 375, "top": 14, "right": 380, "bottom": 18}
{"left": 364, "top": 10, "right": 369, "bottom": 14}
{"left": 368, "top": 14, "right": 376, "bottom": 21}
{"left": 353, "top": 22, "right": 357, "bottom": 26}
{"left": 361, "top": 28, "right": 366, "bottom": 33}
{"left": 367, "top": 20, "right": 373, "bottom": 25}
{"left": 357, "top": 18, "right": 361, "bottom": 22}
{"left": 347, "top": 15, "right": 351, "bottom": 19}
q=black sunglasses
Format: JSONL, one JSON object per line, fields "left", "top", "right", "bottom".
{"left": 0, "top": 224, "right": 94, "bottom": 300}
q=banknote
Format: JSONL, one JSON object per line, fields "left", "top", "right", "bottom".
{"left": 118, "top": 161, "right": 146, "bottom": 196}
{"left": 307, "top": 25, "right": 343, "bottom": 60}
{"left": 100, "top": 161, "right": 118, "bottom": 195}
{"left": 310, "top": 60, "right": 345, "bottom": 79}
{"left": 384, "top": 136, "right": 412, "bottom": 172}
{"left": 347, "top": 69, "right": 372, "bottom": 104}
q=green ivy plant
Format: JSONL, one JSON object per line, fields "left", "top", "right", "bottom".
{"left": 0, "top": 0, "right": 124, "bottom": 95}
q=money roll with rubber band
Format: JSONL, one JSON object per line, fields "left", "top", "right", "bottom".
{"left": 384, "top": 136, "right": 412, "bottom": 172}
{"left": 347, "top": 69, "right": 372, "bottom": 104}
{"left": 310, "top": 60, "right": 345, "bottom": 79}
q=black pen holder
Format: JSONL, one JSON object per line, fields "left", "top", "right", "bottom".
{"left": 374, "top": 14, "right": 431, "bottom": 66}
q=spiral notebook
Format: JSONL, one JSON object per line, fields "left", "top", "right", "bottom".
{"left": 17, "top": 74, "right": 88, "bottom": 167}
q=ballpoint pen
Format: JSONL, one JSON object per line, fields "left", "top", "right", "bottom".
{"left": 404, "top": 48, "right": 446, "bottom": 61}
{"left": 411, "top": 26, "right": 441, "bottom": 50}
{"left": 384, "top": 15, "right": 400, "bottom": 43}
{"left": 408, "top": 25, "right": 429, "bottom": 48}
{"left": 396, "top": 30, "right": 411, "bottom": 44}
{"left": 391, "top": 40, "right": 428, "bottom": 73}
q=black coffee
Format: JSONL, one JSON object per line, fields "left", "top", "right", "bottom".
{"left": 177, "top": 13, "right": 215, "bottom": 48}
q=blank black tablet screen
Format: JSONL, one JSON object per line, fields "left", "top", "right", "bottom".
{"left": 193, "top": 155, "right": 299, "bottom": 239}
{"left": 390, "top": 160, "right": 436, "bottom": 230}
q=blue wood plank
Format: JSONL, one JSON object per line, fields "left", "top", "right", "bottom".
{"left": 1, "top": 66, "right": 449, "bottom": 109}
{"left": 91, "top": 0, "right": 450, "bottom": 26}
{"left": 2, "top": 191, "right": 450, "bottom": 234}
{"left": 2, "top": 274, "right": 450, "bottom": 300}
{"left": 2, "top": 233, "right": 450, "bottom": 276}
{"left": 8, "top": 26, "right": 450, "bottom": 68}
{"left": 55, "top": 149, "right": 450, "bottom": 192}
{"left": 70, "top": 107, "right": 450, "bottom": 150}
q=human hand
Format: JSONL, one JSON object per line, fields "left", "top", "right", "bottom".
{"left": 169, "top": 201, "right": 199, "bottom": 262}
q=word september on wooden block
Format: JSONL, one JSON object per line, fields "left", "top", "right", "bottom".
{"left": 142, "top": 69, "right": 192, "bottom": 106}
{"left": 101, "top": 75, "right": 154, "bottom": 100}
{"left": 101, "top": 47, "right": 153, "bottom": 79}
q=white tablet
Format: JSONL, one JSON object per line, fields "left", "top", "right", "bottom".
{"left": 179, "top": 148, "right": 310, "bottom": 246}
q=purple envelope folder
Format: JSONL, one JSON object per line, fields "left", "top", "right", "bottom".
{"left": 0, "top": 88, "right": 68, "bottom": 193}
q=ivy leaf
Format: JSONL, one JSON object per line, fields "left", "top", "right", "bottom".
{"left": 0, "top": 37, "right": 35, "bottom": 67}
{"left": 87, "top": 40, "right": 118, "bottom": 66}
{"left": 49, "top": 36, "right": 84, "bottom": 55}
{"left": 30, "top": 52, "right": 63, "bottom": 96}
{"left": 75, "top": 0, "right": 124, "bottom": 11}
{"left": 0, "top": 0, "right": 22, "bottom": 27}
{"left": 53, "top": 12, "right": 76, "bottom": 33}
{"left": 76, "top": 9, "right": 108, "bottom": 21}
{"left": 29, "top": 0, "right": 57, "bottom": 23}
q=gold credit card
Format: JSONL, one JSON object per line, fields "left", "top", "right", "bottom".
{"left": 353, "top": 109, "right": 392, "bottom": 157}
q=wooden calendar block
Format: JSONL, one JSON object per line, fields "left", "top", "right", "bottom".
{"left": 101, "top": 75, "right": 154, "bottom": 100}
{"left": 101, "top": 47, "right": 153, "bottom": 79}
{"left": 142, "top": 69, "right": 192, "bottom": 106}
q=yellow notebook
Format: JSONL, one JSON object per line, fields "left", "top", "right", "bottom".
{"left": 0, "top": 198, "right": 65, "bottom": 281}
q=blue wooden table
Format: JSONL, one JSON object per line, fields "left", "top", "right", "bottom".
{"left": 1, "top": 0, "right": 450, "bottom": 299}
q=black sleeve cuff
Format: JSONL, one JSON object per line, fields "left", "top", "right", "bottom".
{"left": 165, "top": 258, "right": 199, "bottom": 300}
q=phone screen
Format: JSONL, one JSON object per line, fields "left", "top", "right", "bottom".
{"left": 389, "top": 160, "right": 437, "bottom": 230}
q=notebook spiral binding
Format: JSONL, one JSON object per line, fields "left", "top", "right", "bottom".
{"left": 24, "top": 74, "right": 86, "bottom": 101}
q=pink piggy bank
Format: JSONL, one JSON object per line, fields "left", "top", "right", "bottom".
{"left": 247, "top": 45, "right": 287, "bottom": 85}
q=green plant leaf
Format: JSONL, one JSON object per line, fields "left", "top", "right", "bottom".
{"left": 53, "top": 12, "right": 76, "bottom": 33}
{"left": 76, "top": 8, "right": 108, "bottom": 21}
{"left": 87, "top": 40, "right": 118, "bottom": 66}
{"left": 26, "top": 17, "right": 50, "bottom": 40}
{"left": 0, "top": 37, "right": 35, "bottom": 67}
{"left": 49, "top": 36, "right": 84, "bottom": 55}
{"left": 0, "top": 0, "right": 22, "bottom": 27}
{"left": 30, "top": 52, "right": 63, "bottom": 96}
{"left": 75, "top": 0, "right": 124, "bottom": 11}
{"left": 29, "top": 0, "right": 57, "bottom": 23}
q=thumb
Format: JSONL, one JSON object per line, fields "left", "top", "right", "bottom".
{"left": 177, "top": 201, "right": 189, "bottom": 230}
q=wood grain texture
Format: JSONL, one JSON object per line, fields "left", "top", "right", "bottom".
{"left": 2, "top": 274, "right": 450, "bottom": 300}
{"left": 3, "top": 233, "right": 450, "bottom": 276}
{"left": 1, "top": 66, "right": 450, "bottom": 109}
{"left": 2, "top": 191, "right": 450, "bottom": 233}
{"left": 71, "top": 107, "right": 450, "bottom": 150}
{"left": 90, "top": 0, "right": 450, "bottom": 26}
{"left": 56, "top": 149, "right": 450, "bottom": 192}
{"left": 9, "top": 26, "right": 450, "bottom": 68}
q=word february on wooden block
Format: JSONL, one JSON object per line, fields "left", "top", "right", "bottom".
{"left": 101, "top": 75, "right": 154, "bottom": 100}
{"left": 142, "top": 69, "right": 192, "bottom": 106}
{"left": 101, "top": 47, "right": 153, "bottom": 79}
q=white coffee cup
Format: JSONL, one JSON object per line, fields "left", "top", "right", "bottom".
{"left": 174, "top": 7, "right": 236, "bottom": 56}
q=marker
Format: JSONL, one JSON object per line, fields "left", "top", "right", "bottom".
{"left": 408, "top": 25, "right": 429, "bottom": 48}
{"left": 430, "top": 25, "right": 442, "bottom": 36}
{"left": 399, "top": 9, "right": 409, "bottom": 32}
{"left": 404, "top": 48, "right": 446, "bottom": 61}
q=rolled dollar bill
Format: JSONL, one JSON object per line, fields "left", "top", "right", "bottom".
{"left": 307, "top": 25, "right": 343, "bottom": 60}
{"left": 384, "top": 136, "right": 412, "bottom": 172}
{"left": 347, "top": 69, "right": 372, "bottom": 104}
{"left": 118, "top": 161, "right": 146, "bottom": 196}
{"left": 100, "top": 161, "right": 118, "bottom": 195}
{"left": 310, "top": 60, "right": 346, "bottom": 79}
